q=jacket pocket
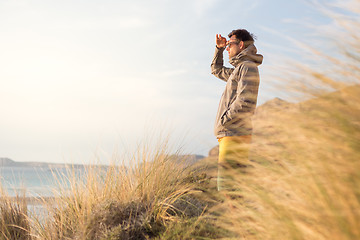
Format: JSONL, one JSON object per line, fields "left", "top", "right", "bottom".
{"left": 220, "top": 109, "right": 231, "bottom": 126}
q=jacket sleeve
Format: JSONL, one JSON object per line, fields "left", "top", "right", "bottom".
{"left": 211, "top": 46, "right": 234, "bottom": 82}
{"left": 221, "top": 63, "right": 260, "bottom": 126}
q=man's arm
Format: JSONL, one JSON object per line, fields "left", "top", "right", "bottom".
{"left": 211, "top": 46, "right": 234, "bottom": 82}
{"left": 220, "top": 63, "right": 260, "bottom": 126}
{"left": 211, "top": 34, "right": 234, "bottom": 82}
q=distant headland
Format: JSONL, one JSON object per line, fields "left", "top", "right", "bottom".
{"left": 0, "top": 157, "right": 85, "bottom": 168}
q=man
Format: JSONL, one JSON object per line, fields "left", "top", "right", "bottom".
{"left": 211, "top": 29, "right": 263, "bottom": 191}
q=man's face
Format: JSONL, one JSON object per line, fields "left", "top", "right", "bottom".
{"left": 226, "top": 35, "right": 243, "bottom": 58}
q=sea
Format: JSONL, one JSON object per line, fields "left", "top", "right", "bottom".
{"left": 0, "top": 166, "right": 84, "bottom": 197}
{"left": 0, "top": 166, "right": 87, "bottom": 219}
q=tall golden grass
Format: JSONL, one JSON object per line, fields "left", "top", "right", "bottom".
{"left": 214, "top": 85, "right": 360, "bottom": 239}
{"left": 0, "top": 188, "right": 30, "bottom": 240}
{"left": 31, "top": 139, "right": 212, "bottom": 240}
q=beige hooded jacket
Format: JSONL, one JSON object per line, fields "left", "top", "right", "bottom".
{"left": 211, "top": 44, "right": 263, "bottom": 138}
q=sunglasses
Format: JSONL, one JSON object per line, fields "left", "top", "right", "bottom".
{"left": 226, "top": 41, "right": 240, "bottom": 48}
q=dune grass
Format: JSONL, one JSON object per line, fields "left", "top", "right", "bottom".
{"left": 0, "top": 188, "right": 31, "bottom": 240}
{"left": 29, "top": 139, "right": 219, "bottom": 240}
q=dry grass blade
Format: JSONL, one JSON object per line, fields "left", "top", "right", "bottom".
{"left": 0, "top": 188, "right": 31, "bottom": 240}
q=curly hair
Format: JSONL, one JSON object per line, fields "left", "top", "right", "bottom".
{"left": 228, "top": 29, "right": 256, "bottom": 47}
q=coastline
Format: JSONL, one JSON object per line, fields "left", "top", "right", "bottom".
{"left": 1, "top": 196, "right": 56, "bottom": 205}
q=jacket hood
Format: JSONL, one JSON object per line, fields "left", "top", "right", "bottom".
{"left": 229, "top": 44, "right": 263, "bottom": 67}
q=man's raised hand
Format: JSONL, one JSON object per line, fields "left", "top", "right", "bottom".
{"left": 216, "top": 34, "right": 227, "bottom": 48}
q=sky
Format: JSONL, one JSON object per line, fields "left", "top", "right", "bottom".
{"left": 0, "top": 0, "right": 331, "bottom": 164}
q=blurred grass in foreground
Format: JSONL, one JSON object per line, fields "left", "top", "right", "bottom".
{"left": 215, "top": 84, "right": 360, "bottom": 239}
